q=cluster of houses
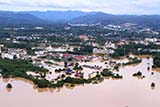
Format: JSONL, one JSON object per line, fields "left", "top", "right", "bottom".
{"left": 2, "top": 32, "right": 160, "bottom": 80}
{"left": 131, "top": 37, "right": 160, "bottom": 46}
{"left": 93, "top": 41, "right": 126, "bottom": 54}
{"left": 144, "top": 38, "right": 160, "bottom": 45}
{"left": 104, "top": 23, "right": 159, "bottom": 36}
{"left": 0, "top": 46, "right": 27, "bottom": 60}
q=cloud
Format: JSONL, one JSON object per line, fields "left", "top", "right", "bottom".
{"left": 0, "top": 0, "right": 159, "bottom": 14}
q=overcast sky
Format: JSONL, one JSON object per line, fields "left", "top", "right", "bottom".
{"left": 0, "top": 0, "right": 159, "bottom": 15}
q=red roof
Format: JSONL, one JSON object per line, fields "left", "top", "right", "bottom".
{"left": 63, "top": 53, "right": 71, "bottom": 57}
{"left": 75, "top": 56, "right": 84, "bottom": 60}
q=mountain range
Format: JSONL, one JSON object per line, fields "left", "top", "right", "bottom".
{"left": 0, "top": 10, "right": 160, "bottom": 28}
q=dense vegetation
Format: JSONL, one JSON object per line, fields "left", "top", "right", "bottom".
{"left": 101, "top": 69, "right": 123, "bottom": 79}
{"left": 110, "top": 43, "right": 160, "bottom": 58}
{"left": 153, "top": 53, "right": 160, "bottom": 68}
{"left": 0, "top": 59, "right": 47, "bottom": 78}
{"left": 133, "top": 71, "right": 142, "bottom": 77}
{"left": 123, "top": 58, "right": 142, "bottom": 66}
{"left": 73, "top": 45, "right": 94, "bottom": 55}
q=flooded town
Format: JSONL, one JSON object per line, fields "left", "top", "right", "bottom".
{"left": 1, "top": 1, "right": 160, "bottom": 107}
{"left": 1, "top": 57, "right": 160, "bottom": 107}
{"left": 0, "top": 24, "right": 160, "bottom": 107}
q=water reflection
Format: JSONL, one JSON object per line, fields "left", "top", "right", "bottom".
{"left": 2, "top": 78, "right": 10, "bottom": 83}
{"left": 6, "top": 87, "right": 12, "bottom": 92}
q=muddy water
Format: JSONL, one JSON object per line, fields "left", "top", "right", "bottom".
{"left": 0, "top": 58, "right": 160, "bottom": 107}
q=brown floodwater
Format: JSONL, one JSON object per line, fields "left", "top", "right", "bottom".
{"left": 0, "top": 57, "right": 160, "bottom": 107}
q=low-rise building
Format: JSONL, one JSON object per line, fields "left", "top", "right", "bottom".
{"left": 145, "top": 38, "right": 157, "bottom": 43}
{"left": 1, "top": 48, "right": 27, "bottom": 59}
{"left": 105, "top": 41, "right": 116, "bottom": 49}
{"left": 93, "top": 48, "right": 114, "bottom": 54}
{"left": 1, "top": 53, "right": 16, "bottom": 59}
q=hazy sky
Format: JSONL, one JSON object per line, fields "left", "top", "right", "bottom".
{"left": 0, "top": 0, "right": 159, "bottom": 14}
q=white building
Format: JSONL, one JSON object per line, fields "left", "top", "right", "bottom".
{"left": 35, "top": 51, "right": 46, "bottom": 57}
{"left": 155, "top": 41, "right": 160, "bottom": 45}
{"left": 1, "top": 48, "right": 27, "bottom": 59}
{"left": 105, "top": 41, "right": 116, "bottom": 49}
{"left": 34, "top": 27, "right": 44, "bottom": 30}
{"left": 1, "top": 53, "right": 16, "bottom": 59}
{"left": 0, "top": 44, "right": 4, "bottom": 53}
{"left": 145, "top": 38, "right": 157, "bottom": 43}
{"left": 45, "top": 46, "right": 74, "bottom": 52}
{"left": 93, "top": 48, "right": 114, "bottom": 54}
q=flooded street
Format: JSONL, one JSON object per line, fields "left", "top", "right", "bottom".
{"left": 1, "top": 57, "right": 160, "bottom": 107}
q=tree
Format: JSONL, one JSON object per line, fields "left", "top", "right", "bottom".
{"left": 34, "top": 79, "right": 49, "bottom": 88}
{"left": 6, "top": 83, "right": 12, "bottom": 88}
{"left": 64, "top": 61, "right": 68, "bottom": 68}
{"left": 13, "top": 55, "right": 17, "bottom": 59}
{"left": 73, "top": 63, "right": 83, "bottom": 70}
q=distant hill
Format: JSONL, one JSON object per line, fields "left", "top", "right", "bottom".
{"left": 0, "top": 11, "right": 160, "bottom": 28}
{"left": 0, "top": 11, "right": 47, "bottom": 27}
{"left": 25, "top": 10, "right": 97, "bottom": 22}
{"left": 70, "top": 12, "right": 160, "bottom": 28}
